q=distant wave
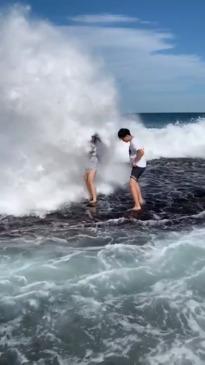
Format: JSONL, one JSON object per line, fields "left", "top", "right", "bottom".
{"left": 124, "top": 117, "right": 205, "bottom": 160}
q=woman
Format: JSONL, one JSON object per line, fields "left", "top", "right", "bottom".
{"left": 84, "top": 134, "right": 103, "bottom": 206}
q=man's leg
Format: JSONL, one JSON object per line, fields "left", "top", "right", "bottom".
{"left": 135, "top": 181, "right": 144, "bottom": 205}
{"left": 129, "top": 178, "right": 141, "bottom": 210}
{"left": 130, "top": 167, "right": 145, "bottom": 207}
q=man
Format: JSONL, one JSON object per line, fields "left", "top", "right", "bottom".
{"left": 118, "top": 128, "right": 146, "bottom": 211}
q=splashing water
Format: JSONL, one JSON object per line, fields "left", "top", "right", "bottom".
{"left": 0, "top": 6, "right": 123, "bottom": 215}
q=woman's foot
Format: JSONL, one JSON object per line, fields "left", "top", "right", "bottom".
{"left": 139, "top": 199, "right": 145, "bottom": 206}
{"left": 88, "top": 200, "right": 97, "bottom": 207}
{"left": 131, "top": 206, "right": 141, "bottom": 211}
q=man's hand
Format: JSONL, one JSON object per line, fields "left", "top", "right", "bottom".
{"left": 134, "top": 148, "right": 144, "bottom": 164}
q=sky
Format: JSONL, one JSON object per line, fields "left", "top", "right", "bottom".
{"left": 1, "top": 0, "right": 205, "bottom": 112}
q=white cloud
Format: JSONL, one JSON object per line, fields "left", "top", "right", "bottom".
{"left": 70, "top": 14, "right": 141, "bottom": 24}
{"left": 66, "top": 25, "right": 173, "bottom": 52}
{"left": 63, "top": 19, "right": 205, "bottom": 112}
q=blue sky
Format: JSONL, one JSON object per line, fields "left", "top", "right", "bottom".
{"left": 1, "top": 0, "right": 205, "bottom": 112}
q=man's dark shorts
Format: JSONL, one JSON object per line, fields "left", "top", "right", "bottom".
{"left": 130, "top": 166, "right": 146, "bottom": 181}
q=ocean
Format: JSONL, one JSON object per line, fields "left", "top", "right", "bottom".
{"left": 0, "top": 113, "right": 205, "bottom": 365}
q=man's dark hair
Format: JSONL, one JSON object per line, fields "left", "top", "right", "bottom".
{"left": 118, "top": 128, "right": 131, "bottom": 139}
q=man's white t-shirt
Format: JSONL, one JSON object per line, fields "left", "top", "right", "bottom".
{"left": 129, "top": 137, "right": 146, "bottom": 168}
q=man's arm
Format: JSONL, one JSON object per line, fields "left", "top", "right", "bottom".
{"left": 134, "top": 148, "right": 144, "bottom": 164}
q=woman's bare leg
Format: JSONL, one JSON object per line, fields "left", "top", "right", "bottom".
{"left": 85, "top": 169, "right": 97, "bottom": 203}
{"left": 84, "top": 171, "right": 93, "bottom": 201}
{"left": 88, "top": 170, "right": 97, "bottom": 203}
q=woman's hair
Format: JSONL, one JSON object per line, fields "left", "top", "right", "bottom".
{"left": 91, "top": 133, "right": 101, "bottom": 144}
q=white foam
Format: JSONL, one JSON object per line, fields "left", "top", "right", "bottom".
{"left": 116, "top": 115, "right": 205, "bottom": 161}
{"left": 0, "top": 6, "right": 121, "bottom": 215}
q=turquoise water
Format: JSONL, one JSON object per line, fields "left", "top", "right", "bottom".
{"left": 1, "top": 228, "right": 205, "bottom": 364}
{"left": 0, "top": 115, "right": 205, "bottom": 365}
